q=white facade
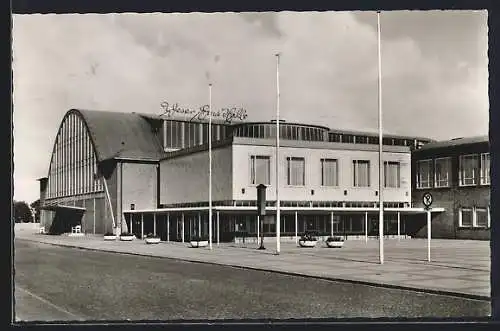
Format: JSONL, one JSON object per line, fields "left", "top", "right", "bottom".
{"left": 232, "top": 141, "right": 411, "bottom": 204}
{"left": 160, "top": 137, "right": 411, "bottom": 206}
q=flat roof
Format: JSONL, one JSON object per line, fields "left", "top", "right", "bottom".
{"left": 138, "top": 112, "right": 233, "bottom": 126}
{"left": 232, "top": 121, "right": 331, "bottom": 131}
{"left": 41, "top": 204, "right": 86, "bottom": 211}
{"left": 160, "top": 136, "right": 411, "bottom": 161}
{"left": 328, "top": 129, "right": 435, "bottom": 142}
{"left": 414, "top": 135, "right": 489, "bottom": 152}
{"left": 123, "top": 206, "right": 445, "bottom": 214}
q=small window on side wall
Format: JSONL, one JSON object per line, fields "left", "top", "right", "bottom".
{"left": 458, "top": 208, "right": 473, "bottom": 227}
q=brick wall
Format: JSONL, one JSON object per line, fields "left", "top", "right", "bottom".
{"left": 412, "top": 187, "right": 490, "bottom": 240}
{"left": 411, "top": 141, "right": 490, "bottom": 240}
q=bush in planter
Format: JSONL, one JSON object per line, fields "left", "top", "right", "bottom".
{"left": 146, "top": 233, "right": 160, "bottom": 239}
{"left": 190, "top": 235, "right": 209, "bottom": 242}
{"left": 104, "top": 232, "right": 115, "bottom": 236}
{"left": 326, "top": 236, "right": 344, "bottom": 242}
{"left": 120, "top": 232, "right": 135, "bottom": 237}
{"left": 300, "top": 233, "right": 317, "bottom": 242}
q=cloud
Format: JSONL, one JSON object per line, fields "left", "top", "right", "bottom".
{"left": 12, "top": 11, "right": 488, "bottom": 203}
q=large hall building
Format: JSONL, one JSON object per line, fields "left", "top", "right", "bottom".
{"left": 37, "top": 109, "right": 490, "bottom": 241}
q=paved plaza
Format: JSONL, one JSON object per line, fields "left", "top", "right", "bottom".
{"left": 14, "top": 228, "right": 491, "bottom": 300}
{"left": 15, "top": 240, "right": 491, "bottom": 320}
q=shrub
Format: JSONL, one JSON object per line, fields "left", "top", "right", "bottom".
{"left": 104, "top": 232, "right": 115, "bottom": 236}
{"left": 121, "top": 232, "right": 134, "bottom": 237}
{"left": 300, "top": 233, "right": 317, "bottom": 241}
{"left": 190, "top": 235, "right": 208, "bottom": 242}
{"left": 326, "top": 236, "right": 344, "bottom": 242}
{"left": 146, "top": 233, "right": 160, "bottom": 238}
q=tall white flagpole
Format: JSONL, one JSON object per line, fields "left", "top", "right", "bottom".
{"left": 377, "top": 11, "right": 385, "bottom": 265}
{"left": 209, "top": 83, "right": 213, "bottom": 250}
{"left": 275, "top": 53, "right": 281, "bottom": 255}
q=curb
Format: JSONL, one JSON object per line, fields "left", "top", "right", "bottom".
{"left": 17, "top": 238, "right": 490, "bottom": 302}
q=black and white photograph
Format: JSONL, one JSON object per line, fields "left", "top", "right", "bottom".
{"left": 12, "top": 9, "right": 492, "bottom": 322}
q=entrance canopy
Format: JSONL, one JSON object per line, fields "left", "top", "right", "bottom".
{"left": 41, "top": 204, "right": 87, "bottom": 212}
{"left": 123, "top": 206, "right": 445, "bottom": 215}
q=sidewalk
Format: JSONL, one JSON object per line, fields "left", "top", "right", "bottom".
{"left": 14, "top": 230, "right": 491, "bottom": 300}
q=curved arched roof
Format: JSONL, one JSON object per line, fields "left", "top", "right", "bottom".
{"left": 69, "top": 109, "right": 164, "bottom": 162}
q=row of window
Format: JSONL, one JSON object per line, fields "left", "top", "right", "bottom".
{"left": 163, "top": 120, "right": 230, "bottom": 151}
{"left": 459, "top": 207, "right": 490, "bottom": 228}
{"left": 416, "top": 153, "right": 490, "bottom": 189}
{"left": 233, "top": 123, "right": 327, "bottom": 142}
{"left": 229, "top": 214, "right": 407, "bottom": 234}
{"left": 249, "top": 155, "right": 402, "bottom": 188}
{"left": 328, "top": 133, "right": 427, "bottom": 148}
{"left": 162, "top": 121, "right": 431, "bottom": 149}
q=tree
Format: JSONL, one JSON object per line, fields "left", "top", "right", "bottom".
{"left": 14, "top": 201, "right": 33, "bottom": 223}
{"left": 30, "top": 199, "right": 40, "bottom": 223}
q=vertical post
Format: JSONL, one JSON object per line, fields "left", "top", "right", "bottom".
{"left": 377, "top": 11, "right": 385, "bottom": 265}
{"left": 82, "top": 199, "right": 86, "bottom": 233}
{"left": 153, "top": 213, "right": 157, "bottom": 236}
{"left": 365, "top": 212, "right": 368, "bottom": 242}
{"left": 330, "top": 212, "right": 334, "bottom": 237}
{"left": 217, "top": 211, "right": 220, "bottom": 246}
{"left": 129, "top": 214, "right": 132, "bottom": 236}
{"left": 198, "top": 212, "right": 202, "bottom": 237}
{"left": 427, "top": 209, "right": 431, "bottom": 262}
{"left": 295, "top": 211, "right": 298, "bottom": 246}
{"left": 141, "top": 213, "right": 144, "bottom": 239}
{"left": 275, "top": 53, "right": 281, "bottom": 255}
{"left": 167, "top": 213, "right": 170, "bottom": 242}
{"left": 257, "top": 215, "right": 260, "bottom": 245}
{"left": 397, "top": 211, "right": 401, "bottom": 241}
{"left": 209, "top": 83, "right": 213, "bottom": 250}
{"left": 93, "top": 197, "right": 96, "bottom": 235}
{"left": 181, "top": 213, "right": 185, "bottom": 243}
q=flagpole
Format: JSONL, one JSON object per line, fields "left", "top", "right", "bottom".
{"left": 377, "top": 11, "right": 384, "bottom": 265}
{"left": 209, "top": 83, "right": 213, "bottom": 250}
{"left": 275, "top": 53, "right": 281, "bottom": 255}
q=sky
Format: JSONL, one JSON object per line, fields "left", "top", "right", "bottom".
{"left": 12, "top": 10, "right": 489, "bottom": 204}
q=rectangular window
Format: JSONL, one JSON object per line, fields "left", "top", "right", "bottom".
{"left": 476, "top": 208, "right": 489, "bottom": 228}
{"left": 383, "top": 137, "right": 393, "bottom": 145}
{"left": 353, "top": 160, "right": 370, "bottom": 187}
{"left": 342, "top": 135, "right": 354, "bottom": 143}
{"left": 434, "top": 157, "right": 451, "bottom": 188}
{"left": 287, "top": 157, "right": 305, "bottom": 186}
{"left": 480, "top": 153, "right": 490, "bottom": 185}
{"left": 384, "top": 161, "right": 401, "bottom": 188}
{"left": 459, "top": 208, "right": 473, "bottom": 227}
{"left": 459, "top": 154, "right": 479, "bottom": 186}
{"left": 250, "top": 155, "right": 270, "bottom": 185}
{"left": 356, "top": 136, "right": 368, "bottom": 144}
{"left": 321, "top": 159, "right": 338, "bottom": 186}
{"left": 416, "top": 159, "right": 432, "bottom": 189}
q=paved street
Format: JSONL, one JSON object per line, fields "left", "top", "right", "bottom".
{"left": 14, "top": 239, "right": 490, "bottom": 321}
{"left": 15, "top": 229, "right": 491, "bottom": 299}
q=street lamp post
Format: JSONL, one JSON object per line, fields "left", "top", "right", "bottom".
{"left": 377, "top": 11, "right": 385, "bottom": 265}
{"left": 208, "top": 83, "right": 213, "bottom": 250}
{"left": 275, "top": 53, "right": 281, "bottom": 255}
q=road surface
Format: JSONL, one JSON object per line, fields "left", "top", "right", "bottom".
{"left": 14, "top": 239, "right": 490, "bottom": 321}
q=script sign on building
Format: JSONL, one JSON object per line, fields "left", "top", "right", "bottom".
{"left": 160, "top": 102, "right": 248, "bottom": 124}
